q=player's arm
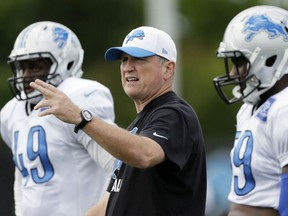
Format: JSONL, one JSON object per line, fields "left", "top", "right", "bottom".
{"left": 85, "top": 192, "right": 110, "bottom": 216}
{"left": 14, "top": 169, "right": 22, "bottom": 216}
{"left": 279, "top": 164, "right": 288, "bottom": 216}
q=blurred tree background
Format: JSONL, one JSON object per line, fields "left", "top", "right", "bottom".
{"left": 1, "top": 0, "right": 287, "bottom": 215}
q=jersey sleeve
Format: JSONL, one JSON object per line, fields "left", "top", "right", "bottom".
{"left": 68, "top": 81, "right": 116, "bottom": 176}
{"left": 271, "top": 106, "right": 288, "bottom": 168}
{"left": 0, "top": 99, "right": 17, "bottom": 148}
{"left": 14, "top": 169, "right": 23, "bottom": 216}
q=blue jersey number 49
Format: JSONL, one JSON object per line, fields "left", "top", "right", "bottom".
{"left": 13, "top": 126, "right": 54, "bottom": 184}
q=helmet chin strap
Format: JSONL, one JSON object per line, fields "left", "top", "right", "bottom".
{"left": 232, "top": 85, "right": 243, "bottom": 99}
{"left": 49, "top": 73, "right": 63, "bottom": 87}
{"left": 26, "top": 91, "right": 43, "bottom": 104}
{"left": 233, "top": 84, "right": 261, "bottom": 105}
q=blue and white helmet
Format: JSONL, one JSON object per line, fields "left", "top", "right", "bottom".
{"left": 8, "top": 21, "right": 84, "bottom": 102}
{"left": 213, "top": 5, "right": 288, "bottom": 105}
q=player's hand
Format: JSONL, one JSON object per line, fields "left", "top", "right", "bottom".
{"left": 30, "top": 79, "right": 82, "bottom": 125}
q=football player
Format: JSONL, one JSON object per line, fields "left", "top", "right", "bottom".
{"left": 0, "top": 21, "right": 115, "bottom": 216}
{"left": 213, "top": 5, "right": 288, "bottom": 216}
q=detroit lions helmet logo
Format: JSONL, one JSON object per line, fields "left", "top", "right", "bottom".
{"left": 125, "top": 30, "right": 145, "bottom": 44}
{"left": 242, "top": 14, "right": 288, "bottom": 41}
{"left": 53, "top": 27, "right": 68, "bottom": 48}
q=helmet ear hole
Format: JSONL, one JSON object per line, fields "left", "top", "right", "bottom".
{"left": 67, "top": 61, "right": 74, "bottom": 70}
{"left": 265, "top": 55, "right": 277, "bottom": 67}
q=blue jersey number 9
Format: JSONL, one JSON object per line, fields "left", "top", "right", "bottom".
{"left": 233, "top": 130, "right": 255, "bottom": 195}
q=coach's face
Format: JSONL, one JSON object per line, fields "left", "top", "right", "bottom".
{"left": 120, "top": 54, "right": 174, "bottom": 107}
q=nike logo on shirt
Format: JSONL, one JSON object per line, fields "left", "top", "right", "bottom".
{"left": 84, "top": 89, "right": 97, "bottom": 97}
{"left": 153, "top": 132, "right": 168, "bottom": 140}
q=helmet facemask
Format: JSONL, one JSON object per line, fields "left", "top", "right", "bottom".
{"left": 213, "top": 51, "right": 261, "bottom": 104}
{"left": 8, "top": 53, "right": 59, "bottom": 104}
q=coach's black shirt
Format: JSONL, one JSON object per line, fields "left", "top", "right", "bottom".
{"left": 106, "top": 91, "right": 207, "bottom": 216}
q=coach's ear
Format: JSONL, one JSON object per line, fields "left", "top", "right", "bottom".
{"left": 164, "top": 61, "right": 176, "bottom": 79}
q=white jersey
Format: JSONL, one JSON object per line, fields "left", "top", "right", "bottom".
{"left": 0, "top": 77, "right": 116, "bottom": 216}
{"left": 228, "top": 87, "right": 288, "bottom": 209}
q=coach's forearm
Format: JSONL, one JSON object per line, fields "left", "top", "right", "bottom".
{"left": 82, "top": 116, "right": 165, "bottom": 168}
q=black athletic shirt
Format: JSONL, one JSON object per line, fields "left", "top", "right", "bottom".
{"left": 106, "top": 91, "right": 207, "bottom": 216}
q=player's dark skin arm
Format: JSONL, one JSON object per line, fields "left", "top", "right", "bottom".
{"left": 228, "top": 203, "right": 279, "bottom": 216}
{"left": 282, "top": 164, "right": 288, "bottom": 174}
